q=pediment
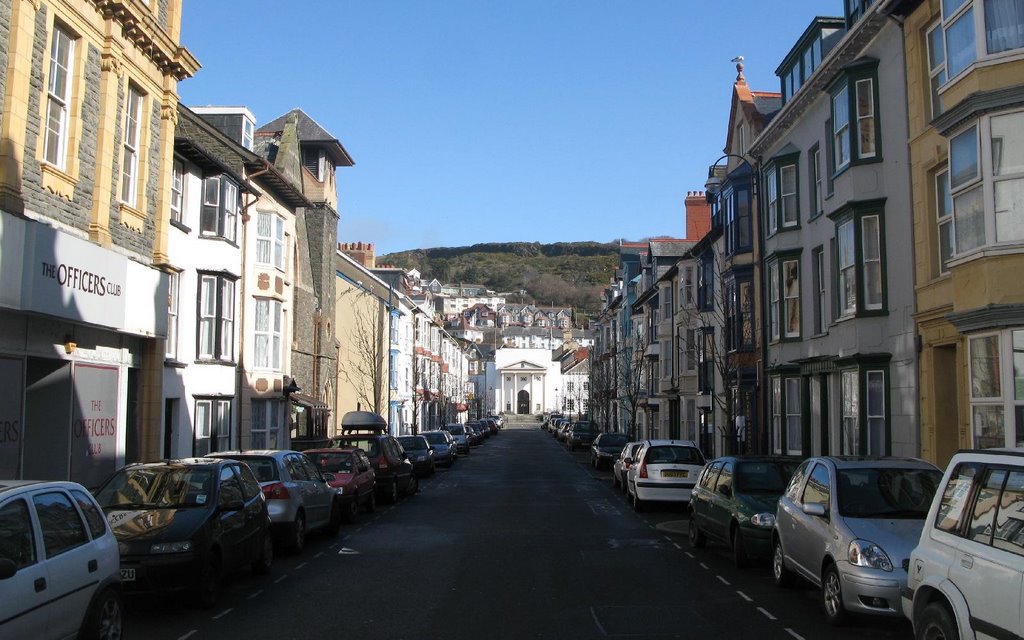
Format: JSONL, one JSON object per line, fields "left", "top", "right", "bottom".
{"left": 499, "top": 360, "right": 547, "bottom": 372}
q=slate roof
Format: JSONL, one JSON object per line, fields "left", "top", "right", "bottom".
{"left": 649, "top": 240, "right": 693, "bottom": 257}
{"left": 258, "top": 109, "right": 354, "bottom": 167}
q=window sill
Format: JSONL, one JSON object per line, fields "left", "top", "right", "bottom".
{"left": 949, "top": 242, "right": 1024, "bottom": 268}
{"left": 170, "top": 219, "right": 191, "bottom": 234}
{"left": 194, "top": 358, "right": 236, "bottom": 366}
{"left": 164, "top": 358, "right": 187, "bottom": 369}
{"left": 199, "top": 233, "right": 239, "bottom": 248}
{"left": 40, "top": 163, "right": 77, "bottom": 201}
{"left": 118, "top": 202, "right": 145, "bottom": 232}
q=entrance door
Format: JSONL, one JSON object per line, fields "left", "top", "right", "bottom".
{"left": 517, "top": 390, "right": 530, "bottom": 414}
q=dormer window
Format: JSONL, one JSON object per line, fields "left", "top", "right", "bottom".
{"left": 242, "top": 117, "right": 254, "bottom": 150}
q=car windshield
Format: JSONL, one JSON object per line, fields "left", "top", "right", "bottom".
{"left": 837, "top": 467, "right": 943, "bottom": 518}
{"left": 600, "top": 434, "right": 629, "bottom": 447}
{"left": 735, "top": 460, "right": 800, "bottom": 493}
{"left": 399, "top": 437, "right": 428, "bottom": 451}
{"left": 423, "top": 433, "right": 448, "bottom": 445}
{"left": 307, "top": 452, "right": 353, "bottom": 473}
{"left": 329, "top": 437, "right": 381, "bottom": 457}
{"left": 447, "top": 426, "right": 465, "bottom": 435}
{"left": 646, "top": 446, "right": 703, "bottom": 465}
{"left": 572, "top": 422, "right": 593, "bottom": 432}
{"left": 95, "top": 467, "right": 214, "bottom": 509}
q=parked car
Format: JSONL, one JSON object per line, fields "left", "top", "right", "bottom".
{"left": 305, "top": 447, "right": 377, "bottom": 521}
{"left": 329, "top": 411, "right": 417, "bottom": 504}
{"left": 207, "top": 450, "right": 340, "bottom": 552}
{"left": 465, "top": 422, "right": 485, "bottom": 446}
{"left": 93, "top": 458, "right": 274, "bottom": 608}
{"left": 625, "top": 440, "right": 705, "bottom": 511}
{"left": 772, "top": 456, "right": 941, "bottom": 626}
{"left": 566, "top": 421, "right": 597, "bottom": 452}
{"left": 902, "top": 448, "right": 1024, "bottom": 640}
{"left": 487, "top": 414, "right": 504, "bottom": 429}
{"left": 591, "top": 432, "right": 629, "bottom": 470}
{"left": 443, "top": 423, "right": 471, "bottom": 455}
{"left": 479, "top": 418, "right": 499, "bottom": 436}
{"left": 0, "top": 480, "right": 123, "bottom": 640}
{"left": 556, "top": 421, "right": 573, "bottom": 442}
{"left": 421, "top": 430, "right": 457, "bottom": 468}
{"left": 398, "top": 435, "right": 436, "bottom": 477}
{"left": 612, "top": 441, "right": 644, "bottom": 491}
{"left": 688, "top": 456, "right": 801, "bottom": 567}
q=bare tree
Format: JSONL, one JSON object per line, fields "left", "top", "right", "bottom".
{"left": 588, "top": 351, "right": 612, "bottom": 431}
{"left": 340, "top": 294, "right": 388, "bottom": 417}
{"left": 617, "top": 328, "right": 650, "bottom": 440}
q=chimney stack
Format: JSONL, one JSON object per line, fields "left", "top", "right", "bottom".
{"left": 684, "top": 191, "right": 711, "bottom": 241}
{"left": 338, "top": 241, "right": 376, "bottom": 269}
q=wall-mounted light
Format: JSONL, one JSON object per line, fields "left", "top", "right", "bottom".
{"left": 64, "top": 336, "right": 76, "bottom": 354}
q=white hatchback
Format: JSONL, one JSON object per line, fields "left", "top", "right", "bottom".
{"left": 0, "top": 480, "right": 122, "bottom": 639}
{"left": 626, "top": 440, "right": 705, "bottom": 511}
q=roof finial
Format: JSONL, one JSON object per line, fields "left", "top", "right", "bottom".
{"left": 732, "top": 55, "right": 745, "bottom": 82}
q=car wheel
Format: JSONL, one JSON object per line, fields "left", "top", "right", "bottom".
{"left": 731, "top": 526, "right": 749, "bottom": 568}
{"left": 196, "top": 553, "right": 222, "bottom": 609}
{"left": 917, "top": 602, "right": 959, "bottom": 640}
{"left": 772, "top": 538, "right": 795, "bottom": 588}
{"left": 79, "top": 587, "right": 123, "bottom": 640}
{"left": 385, "top": 481, "right": 398, "bottom": 504}
{"left": 688, "top": 512, "right": 706, "bottom": 548}
{"left": 251, "top": 529, "right": 274, "bottom": 574}
{"left": 631, "top": 484, "right": 643, "bottom": 512}
{"left": 822, "top": 564, "right": 848, "bottom": 626}
{"left": 406, "top": 475, "right": 419, "bottom": 496}
{"left": 290, "top": 511, "right": 306, "bottom": 553}
{"left": 365, "top": 490, "right": 377, "bottom": 513}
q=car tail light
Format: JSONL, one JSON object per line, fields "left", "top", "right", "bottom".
{"left": 377, "top": 457, "right": 389, "bottom": 471}
{"left": 638, "top": 461, "right": 648, "bottom": 479}
{"left": 262, "top": 482, "right": 290, "bottom": 500}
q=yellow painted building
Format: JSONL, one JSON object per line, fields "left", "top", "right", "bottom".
{"left": 905, "top": 0, "right": 1024, "bottom": 465}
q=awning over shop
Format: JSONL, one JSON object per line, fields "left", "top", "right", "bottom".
{"left": 289, "top": 393, "right": 329, "bottom": 410}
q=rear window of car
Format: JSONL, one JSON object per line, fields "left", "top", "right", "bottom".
{"left": 446, "top": 426, "right": 465, "bottom": 435}
{"left": 307, "top": 452, "right": 353, "bottom": 473}
{"left": 330, "top": 437, "right": 381, "bottom": 457}
{"left": 232, "top": 457, "right": 279, "bottom": 483}
{"left": 423, "top": 433, "right": 448, "bottom": 445}
{"left": 645, "top": 446, "right": 703, "bottom": 465}
{"left": 399, "top": 437, "right": 428, "bottom": 451}
{"left": 735, "top": 461, "right": 800, "bottom": 493}
{"left": 600, "top": 434, "right": 629, "bottom": 447}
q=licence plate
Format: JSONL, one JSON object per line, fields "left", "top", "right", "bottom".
{"left": 662, "top": 470, "right": 689, "bottom": 478}
{"left": 120, "top": 568, "right": 136, "bottom": 582}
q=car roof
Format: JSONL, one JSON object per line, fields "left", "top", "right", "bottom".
{"left": 303, "top": 447, "right": 364, "bottom": 455}
{"left": 642, "top": 439, "right": 699, "bottom": 447}
{"left": 0, "top": 479, "right": 84, "bottom": 495}
{"left": 123, "top": 458, "right": 226, "bottom": 469}
{"left": 709, "top": 455, "right": 803, "bottom": 463}
{"left": 206, "top": 450, "right": 300, "bottom": 459}
{"left": 814, "top": 455, "right": 939, "bottom": 470}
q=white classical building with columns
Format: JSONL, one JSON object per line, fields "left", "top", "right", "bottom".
{"left": 493, "top": 348, "right": 564, "bottom": 415}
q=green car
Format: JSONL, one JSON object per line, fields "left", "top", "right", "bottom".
{"left": 688, "top": 456, "right": 801, "bottom": 568}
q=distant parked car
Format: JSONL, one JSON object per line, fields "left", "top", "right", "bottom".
{"left": 479, "top": 418, "right": 499, "bottom": 436}
{"left": 305, "top": 447, "right": 377, "bottom": 521}
{"left": 688, "top": 456, "right": 801, "bottom": 567}
{"left": 398, "top": 435, "right": 436, "bottom": 477}
{"left": 487, "top": 415, "right": 504, "bottom": 429}
{"left": 329, "top": 411, "right": 417, "bottom": 503}
{"left": 421, "top": 430, "right": 457, "bottom": 468}
{"left": 0, "top": 480, "right": 123, "bottom": 640}
{"left": 443, "top": 424, "right": 471, "bottom": 455}
{"left": 772, "top": 456, "right": 941, "bottom": 626}
{"left": 93, "top": 458, "right": 273, "bottom": 608}
{"left": 625, "top": 440, "right": 705, "bottom": 511}
{"left": 591, "top": 432, "right": 629, "bottom": 470}
{"left": 902, "top": 448, "right": 1024, "bottom": 640}
{"left": 612, "top": 442, "right": 644, "bottom": 491}
{"left": 566, "top": 421, "right": 597, "bottom": 451}
{"left": 207, "top": 450, "right": 340, "bottom": 552}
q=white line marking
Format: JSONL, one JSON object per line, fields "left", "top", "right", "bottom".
{"left": 717, "top": 575, "right": 731, "bottom": 586}
{"left": 274, "top": 575, "right": 288, "bottom": 584}
{"left": 673, "top": 542, "right": 682, "bottom": 549}
{"left": 247, "top": 590, "right": 262, "bottom": 600}
{"left": 663, "top": 536, "right": 674, "bottom": 542}
{"left": 757, "top": 607, "right": 777, "bottom": 620}
{"left": 177, "top": 632, "right": 197, "bottom": 640}
{"left": 684, "top": 552, "right": 695, "bottom": 559}
{"left": 295, "top": 562, "right": 307, "bottom": 570}
{"left": 315, "top": 552, "right": 324, "bottom": 558}
{"left": 589, "top": 606, "right": 608, "bottom": 637}
{"left": 785, "top": 629, "right": 805, "bottom": 640}
{"left": 211, "top": 608, "right": 232, "bottom": 620}
{"left": 736, "top": 590, "right": 752, "bottom": 602}
{"left": 699, "top": 562, "right": 709, "bottom": 570}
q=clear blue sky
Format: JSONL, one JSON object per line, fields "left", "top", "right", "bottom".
{"left": 180, "top": 1, "right": 833, "bottom": 255}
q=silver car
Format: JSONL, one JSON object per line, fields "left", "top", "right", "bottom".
{"left": 207, "top": 450, "right": 340, "bottom": 553}
{"left": 772, "top": 456, "right": 942, "bottom": 626}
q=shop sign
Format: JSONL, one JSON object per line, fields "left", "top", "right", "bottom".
{"left": 69, "top": 363, "right": 119, "bottom": 489}
{"left": 0, "top": 357, "right": 23, "bottom": 479}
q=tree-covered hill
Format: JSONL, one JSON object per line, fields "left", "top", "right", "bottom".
{"left": 380, "top": 241, "right": 618, "bottom": 315}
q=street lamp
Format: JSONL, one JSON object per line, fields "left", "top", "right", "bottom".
{"left": 704, "top": 153, "right": 757, "bottom": 201}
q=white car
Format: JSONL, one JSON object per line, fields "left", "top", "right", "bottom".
{"left": 903, "top": 448, "right": 1024, "bottom": 640}
{"left": 0, "top": 480, "right": 122, "bottom": 639}
{"left": 612, "top": 441, "right": 643, "bottom": 491}
{"left": 625, "top": 440, "right": 705, "bottom": 511}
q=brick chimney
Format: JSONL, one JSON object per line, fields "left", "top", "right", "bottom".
{"left": 684, "top": 191, "right": 711, "bottom": 241}
{"left": 339, "top": 241, "right": 376, "bottom": 269}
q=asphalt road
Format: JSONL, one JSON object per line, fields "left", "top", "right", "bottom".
{"left": 125, "top": 425, "right": 915, "bottom": 639}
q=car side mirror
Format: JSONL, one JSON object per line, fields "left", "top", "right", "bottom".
{"left": 717, "top": 484, "right": 732, "bottom": 498}
{"left": 0, "top": 559, "right": 16, "bottom": 580}
{"left": 802, "top": 502, "right": 828, "bottom": 518}
{"left": 322, "top": 473, "right": 336, "bottom": 482}
{"left": 220, "top": 499, "right": 245, "bottom": 512}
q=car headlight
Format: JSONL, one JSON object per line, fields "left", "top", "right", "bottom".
{"left": 750, "top": 512, "right": 776, "bottom": 528}
{"left": 335, "top": 486, "right": 344, "bottom": 495}
{"left": 848, "top": 539, "right": 893, "bottom": 571}
{"left": 415, "top": 454, "right": 428, "bottom": 462}
{"left": 150, "top": 541, "right": 193, "bottom": 554}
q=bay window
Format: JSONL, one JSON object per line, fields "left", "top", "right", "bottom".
{"left": 839, "top": 362, "right": 889, "bottom": 455}
{"left": 969, "top": 330, "right": 1024, "bottom": 448}
{"left": 765, "top": 156, "right": 800, "bottom": 233}
{"left": 771, "top": 374, "right": 802, "bottom": 455}
{"left": 250, "top": 399, "right": 284, "bottom": 450}
{"left": 829, "top": 60, "right": 881, "bottom": 170}
{"left": 254, "top": 298, "right": 283, "bottom": 371}
{"left": 936, "top": 169, "right": 955, "bottom": 273}
{"left": 198, "top": 273, "right": 236, "bottom": 361}
{"left": 831, "top": 200, "right": 887, "bottom": 317}
{"left": 940, "top": 0, "right": 1024, "bottom": 81}
{"left": 769, "top": 256, "right": 801, "bottom": 340}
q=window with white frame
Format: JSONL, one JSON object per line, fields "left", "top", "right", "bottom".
{"left": 855, "top": 78, "right": 877, "bottom": 158}
{"left": 833, "top": 86, "right": 851, "bottom": 170}
{"left": 841, "top": 370, "right": 859, "bottom": 454}
{"left": 813, "top": 247, "right": 828, "bottom": 333}
{"left": 766, "top": 165, "right": 779, "bottom": 235}
{"left": 44, "top": 25, "right": 75, "bottom": 170}
{"left": 170, "top": 159, "right": 184, "bottom": 224}
{"left": 769, "top": 262, "right": 781, "bottom": 341}
{"left": 254, "top": 298, "right": 282, "bottom": 370}
{"left": 830, "top": 61, "right": 881, "bottom": 171}
{"left": 684, "top": 328, "right": 696, "bottom": 372}
{"left": 198, "top": 274, "right": 236, "bottom": 361}
{"left": 810, "top": 145, "right": 823, "bottom": 218}
{"left": 862, "top": 215, "right": 883, "bottom": 310}
{"left": 834, "top": 203, "right": 886, "bottom": 317}
{"left": 936, "top": 168, "right": 954, "bottom": 273}
{"left": 120, "top": 84, "right": 144, "bottom": 206}
{"left": 786, "top": 377, "right": 802, "bottom": 454}
{"left": 837, "top": 219, "right": 857, "bottom": 317}
{"left": 927, "top": 21, "right": 947, "bottom": 118}
{"left": 166, "top": 271, "right": 179, "bottom": 359}
{"left": 969, "top": 330, "right": 1024, "bottom": 449}
{"left": 255, "top": 212, "right": 286, "bottom": 270}
{"left": 242, "top": 117, "right": 255, "bottom": 151}
{"left": 200, "top": 176, "right": 239, "bottom": 242}
{"left": 196, "top": 398, "right": 231, "bottom": 452}
{"left": 784, "top": 259, "right": 801, "bottom": 338}
{"left": 781, "top": 164, "right": 799, "bottom": 227}
{"left": 681, "top": 265, "right": 695, "bottom": 307}
{"left": 940, "top": 0, "right": 1024, "bottom": 81}
{"left": 250, "top": 399, "right": 284, "bottom": 450}
{"left": 866, "top": 370, "right": 886, "bottom": 454}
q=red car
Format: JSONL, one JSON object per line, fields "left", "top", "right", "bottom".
{"left": 305, "top": 448, "right": 377, "bottom": 522}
